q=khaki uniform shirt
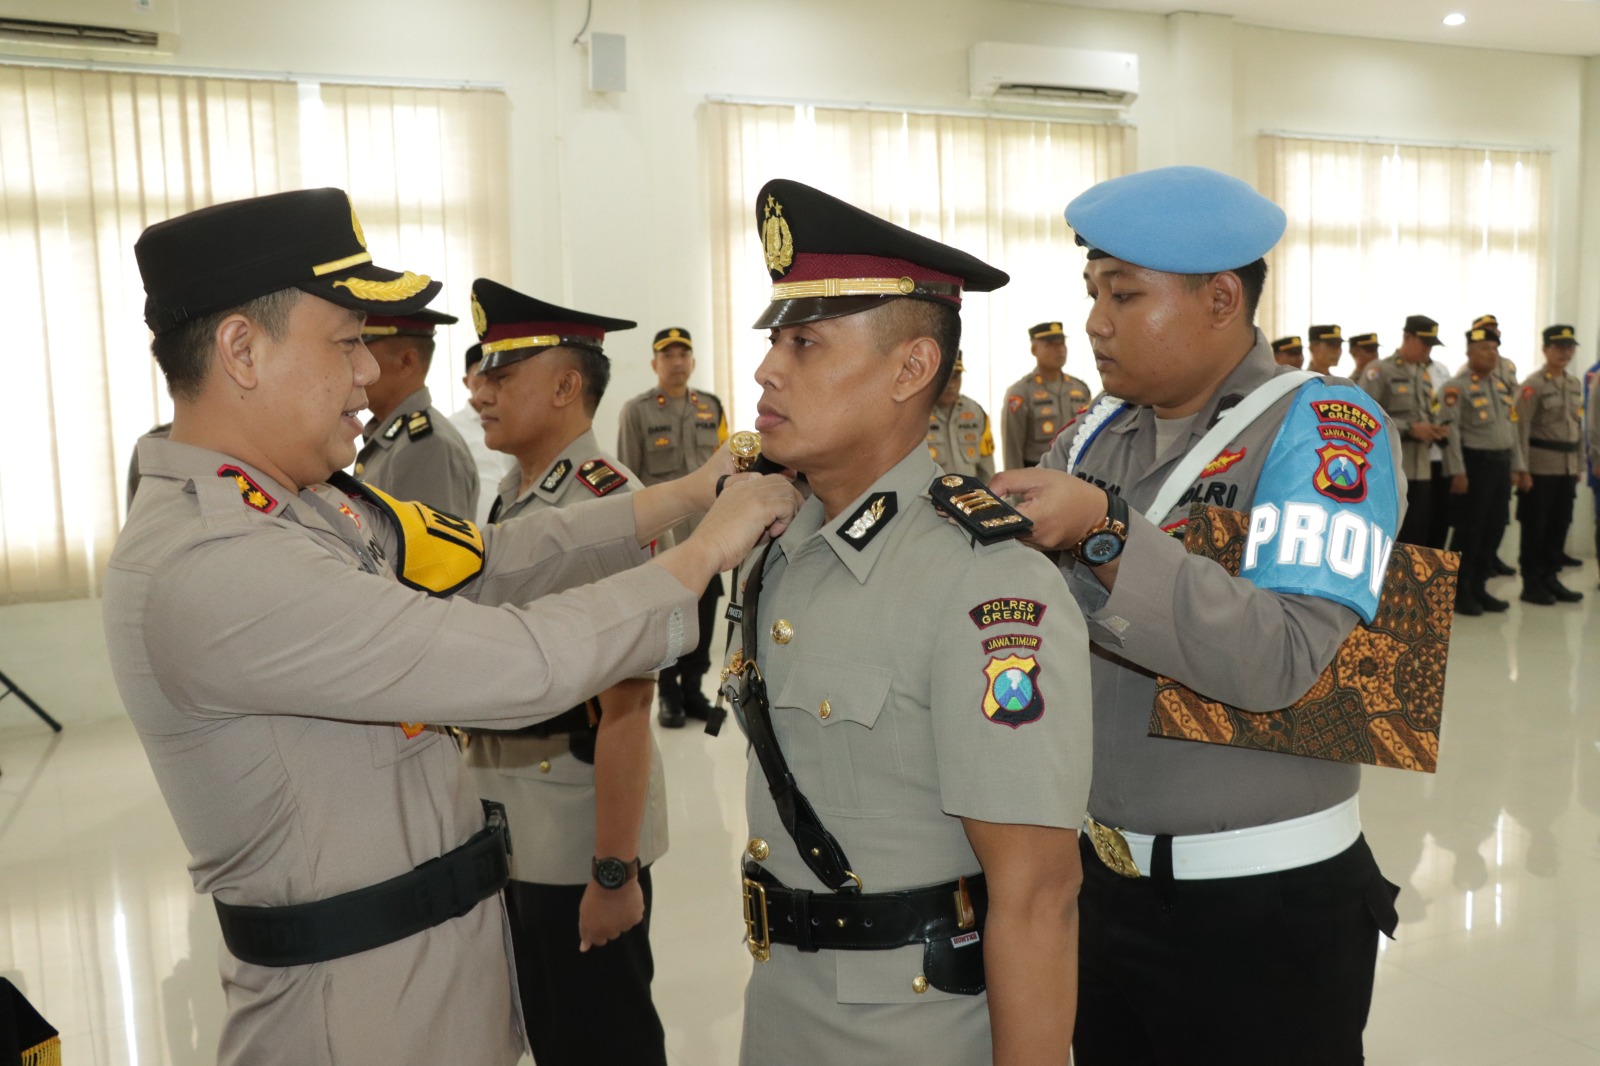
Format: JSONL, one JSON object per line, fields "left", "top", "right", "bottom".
{"left": 1001, "top": 371, "right": 1091, "bottom": 469}
{"left": 1358, "top": 353, "right": 1440, "bottom": 482}
{"left": 1517, "top": 368, "right": 1585, "bottom": 477}
{"left": 1042, "top": 332, "right": 1406, "bottom": 835}
{"left": 102, "top": 436, "right": 695, "bottom": 1066}
{"left": 925, "top": 395, "right": 995, "bottom": 479}
{"left": 1586, "top": 360, "right": 1600, "bottom": 484}
{"left": 355, "top": 386, "right": 479, "bottom": 519}
{"left": 1497, "top": 355, "right": 1520, "bottom": 394}
{"left": 466, "top": 430, "right": 668, "bottom": 884}
{"left": 731, "top": 447, "right": 1092, "bottom": 1066}
{"left": 1439, "top": 371, "right": 1525, "bottom": 476}
{"left": 617, "top": 387, "right": 728, "bottom": 540}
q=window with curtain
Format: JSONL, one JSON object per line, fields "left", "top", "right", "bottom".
{"left": 1258, "top": 134, "right": 1551, "bottom": 365}
{"left": 705, "top": 102, "right": 1135, "bottom": 436}
{"left": 0, "top": 68, "right": 507, "bottom": 603}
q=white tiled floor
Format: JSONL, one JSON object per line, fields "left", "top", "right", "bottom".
{"left": 1, "top": 564, "right": 1598, "bottom": 1065}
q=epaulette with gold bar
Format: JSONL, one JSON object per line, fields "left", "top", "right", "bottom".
{"left": 927, "top": 474, "right": 1032, "bottom": 544}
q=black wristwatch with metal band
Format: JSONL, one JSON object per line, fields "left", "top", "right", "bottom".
{"left": 1072, "top": 490, "right": 1129, "bottom": 566}
{"left": 591, "top": 855, "right": 641, "bottom": 890}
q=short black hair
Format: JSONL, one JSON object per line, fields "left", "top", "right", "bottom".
{"left": 1183, "top": 258, "right": 1268, "bottom": 321}
{"left": 149, "top": 288, "right": 300, "bottom": 401}
{"left": 560, "top": 347, "right": 611, "bottom": 416}
{"left": 867, "top": 298, "right": 963, "bottom": 402}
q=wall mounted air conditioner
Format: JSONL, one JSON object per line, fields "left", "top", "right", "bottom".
{"left": 0, "top": 0, "right": 180, "bottom": 53}
{"left": 969, "top": 42, "right": 1138, "bottom": 109}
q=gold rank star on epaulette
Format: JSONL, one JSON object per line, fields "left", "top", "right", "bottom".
{"left": 405, "top": 410, "right": 433, "bottom": 441}
{"left": 927, "top": 474, "right": 1032, "bottom": 544}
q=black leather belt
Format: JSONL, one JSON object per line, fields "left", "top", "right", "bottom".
{"left": 741, "top": 861, "right": 985, "bottom": 953}
{"left": 214, "top": 819, "right": 510, "bottom": 967}
{"left": 1530, "top": 439, "right": 1580, "bottom": 453}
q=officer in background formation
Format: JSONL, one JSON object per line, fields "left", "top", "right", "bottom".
{"left": 733, "top": 179, "right": 1092, "bottom": 1065}
{"left": 1002, "top": 321, "right": 1090, "bottom": 468}
{"left": 1359, "top": 314, "right": 1449, "bottom": 544}
{"left": 1271, "top": 334, "right": 1304, "bottom": 368}
{"left": 1516, "top": 325, "right": 1586, "bottom": 604}
{"left": 1440, "top": 324, "right": 1527, "bottom": 615}
{"left": 1308, "top": 323, "right": 1343, "bottom": 375}
{"left": 354, "top": 309, "right": 479, "bottom": 518}
{"left": 925, "top": 351, "right": 995, "bottom": 478}
{"left": 617, "top": 327, "right": 730, "bottom": 728}
{"left": 1471, "top": 314, "right": 1521, "bottom": 394}
{"left": 1585, "top": 342, "right": 1600, "bottom": 583}
{"left": 448, "top": 342, "right": 513, "bottom": 524}
{"left": 1349, "top": 332, "right": 1381, "bottom": 378}
{"left": 994, "top": 165, "right": 1404, "bottom": 1065}
{"left": 103, "top": 188, "right": 801, "bottom": 1065}
{"left": 463, "top": 279, "right": 669, "bottom": 1066}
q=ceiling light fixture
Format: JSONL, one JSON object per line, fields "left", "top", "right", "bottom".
{"left": 1442, "top": 12, "right": 1467, "bottom": 26}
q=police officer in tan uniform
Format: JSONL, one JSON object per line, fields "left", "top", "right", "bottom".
{"left": 353, "top": 308, "right": 479, "bottom": 519}
{"left": 1516, "top": 324, "right": 1586, "bottom": 604}
{"left": 102, "top": 188, "right": 801, "bottom": 1066}
{"left": 1001, "top": 322, "right": 1090, "bottom": 468}
{"left": 617, "top": 327, "right": 730, "bottom": 727}
{"left": 1271, "top": 334, "right": 1304, "bottom": 368}
{"left": 1348, "top": 332, "right": 1381, "bottom": 378}
{"left": 992, "top": 165, "right": 1405, "bottom": 1065}
{"left": 447, "top": 342, "right": 514, "bottom": 524}
{"left": 1359, "top": 314, "right": 1449, "bottom": 544}
{"left": 1469, "top": 314, "right": 1521, "bottom": 394}
{"left": 1439, "top": 324, "right": 1527, "bottom": 615}
{"left": 1308, "top": 324, "right": 1343, "bottom": 375}
{"left": 732, "top": 179, "right": 1092, "bottom": 1065}
{"left": 925, "top": 352, "right": 995, "bottom": 479}
{"left": 463, "top": 279, "right": 669, "bottom": 1066}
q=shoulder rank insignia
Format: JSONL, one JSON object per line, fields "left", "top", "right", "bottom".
{"left": 382, "top": 416, "right": 405, "bottom": 441}
{"left": 405, "top": 410, "right": 433, "bottom": 441}
{"left": 540, "top": 458, "right": 573, "bottom": 494}
{"left": 928, "top": 474, "right": 1032, "bottom": 544}
{"left": 217, "top": 464, "right": 277, "bottom": 513}
{"left": 836, "top": 492, "right": 897, "bottom": 550}
{"left": 578, "top": 459, "right": 628, "bottom": 497}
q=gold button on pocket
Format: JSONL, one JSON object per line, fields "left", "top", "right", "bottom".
{"left": 538, "top": 760, "right": 552, "bottom": 774}
{"left": 912, "top": 975, "right": 929, "bottom": 994}
{"left": 747, "top": 838, "right": 770, "bottom": 861}
{"left": 771, "top": 620, "right": 793, "bottom": 644}
{"left": 819, "top": 699, "right": 831, "bottom": 719}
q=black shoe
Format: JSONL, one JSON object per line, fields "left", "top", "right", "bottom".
{"left": 682, "top": 683, "right": 715, "bottom": 722}
{"left": 657, "top": 679, "right": 685, "bottom": 728}
{"left": 1520, "top": 579, "right": 1557, "bottom": 606}
{"left": 1475, "top": 586, "right": 1510, "bottom": 613}
{"left": 1454, "top": 588, "right": 1484, "bottom": 616}
{"left": 1559, "top": 553, "right": 1583, "bottom": 569}
{"left": 1548, "top": 576, "right": 1584, "bottom": 603}
{"left": 1490, "top": 557, "right": 1517, "bottom": 577}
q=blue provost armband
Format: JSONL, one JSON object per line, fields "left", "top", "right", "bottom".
{"left": 1238, "top": 380, "right": 1401, "bottom": 623}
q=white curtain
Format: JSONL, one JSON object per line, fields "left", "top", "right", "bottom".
{"left": 705, "top": 102, "right": 1135, "bottom": 436}
{"left": 1259, "top": 134, "right": 1551, "bottom": 363}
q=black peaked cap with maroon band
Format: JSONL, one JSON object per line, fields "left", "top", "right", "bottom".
{"left": 470, "top": 278, "right": 636, "bottom": 373}
{"left": 135, "top": 188, "right": 442, "bottom": 335}
{"left": 752, "top": 178, "right": 1008, "bottom": 330}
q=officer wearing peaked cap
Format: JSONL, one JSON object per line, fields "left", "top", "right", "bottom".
{"left": 1002, "top": 321, "right": 1092, "bottom": 469}
{"left": 354, "top": 307, "right": 480, "bottom": 520}
{"left": 447, "top": 341, "right": 515, "bottom": 524}
{"left": 1271, "top": 334, "right": 1305, "bottom": 368}
{"left": 1349, "top": 332, "right": 1382, "bottom": 377}
{"left": 462, "top": 280, "right": 670, "bottom": 1066}
{"left": 1516, "top": 324, "right": 1587, "bottom": 604}
{"left": 731, "top": 178, "right": 1092, "bottom": 1065}
{"left": 1308, "top": 324, "right": 1344, "bottom": 375}
{"left": 1359, "top": 313, "right": 1449, "bottom": 545}
{"left": 927, "top": 352, "right": 996, "bottom": 479}
{"left": 617, "top": 326, "right": 731, "bottom": 728}
{"left": 102, "top": 188, "right": 801, "bottom": 1066}
{"left": 989, "top": 165, "right": 1405, "bottom": 1065}
{"left": 1470, "top": 314, "right": 1521, "bottom": 394}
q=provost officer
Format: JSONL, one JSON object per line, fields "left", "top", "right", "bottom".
{"left": 103, "top": 188, "right": 800, "bottom": 1066}
{"left": 354, "top": 308, "right": 479, "bottom": 518}
{"left": 464, "top": 279, "right": 669, "bottom": 1066}
{"left": 731, "top": 179, "right": 1092, "bottom": 1065}
{"left": 1002, "top": 321, "right": 1090, "bottom": 468}
{"left": 925, "top": 352, "right": 996, "bottom": 479}
{"left": 1516, "top": 325, "right": 1586, "bottom": 604}
{"left": 991, "top": 166, "right": 1405, "bottom": 1065}
{"left": 1308, "top": 324, "right": 1344, "bottom": 375}
{"left": 1439, "top": 324, "right": 1527, "bottom": 615}
{"left": 617, "top": 327, "right": 730, "bottom": 727}
{"left": 1359, "top": 314, "right": 1448, "bottom": 544}
{"left": 1271, "top": 334, "right": 1305, "bottom": 368}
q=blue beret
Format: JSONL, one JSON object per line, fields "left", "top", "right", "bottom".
{"left": 1065, "top": 166, "right": 1286, "bottom": 274}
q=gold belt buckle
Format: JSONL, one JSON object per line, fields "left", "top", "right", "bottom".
{"left": 742, "top": 877, "right": 771, "bottom": 962}
{"left": 1086, "top": 818, "right": 1142, "bottom": 879}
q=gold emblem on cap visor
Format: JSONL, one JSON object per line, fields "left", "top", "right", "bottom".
{"left": 332, "top": 271, "right": 432, "bottom": 302}
{"left": 762, "top": 195, "right": 795, "bottom": 275}
{"left": 471, "top": 292, "right": 488, "bottom": 336}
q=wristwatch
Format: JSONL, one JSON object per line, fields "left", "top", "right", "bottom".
{"left": 1072, "top": 490, "right": 1129, "bottom": 566}
{"left": 591, "top": 855, "right": 641, "bottom": 890}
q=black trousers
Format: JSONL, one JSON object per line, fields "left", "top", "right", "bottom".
{"left": 672, "top": 573, "right": 725, "bottom": 684}
{"left": 1451, "top": 448, "right": 1512, "bottom": 589}
{"left": 1425, "top": 458, "right": 1452, "bottom": 550}
{"left": 503, "top": 870, "right": 667, "bottom": 1066}
{"left": 1398, "top": 474, "right": 1433, "bottom": 546}
{"left": 1518, "top": 474, "right": 1579, "bottom": 579}
{"left": 1074, "top": 834, "right": 1398, "bottom": 1066}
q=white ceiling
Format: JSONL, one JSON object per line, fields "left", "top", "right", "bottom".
{"left": 1048, "top": 0, "right": 1600, "bottom": 58}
